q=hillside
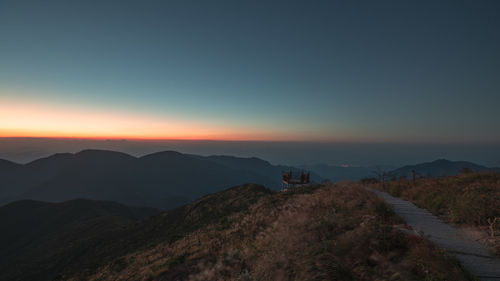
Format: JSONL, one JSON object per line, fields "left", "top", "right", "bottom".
{"left": 0, "top": 199, "right": 159, "bottom": 281}
{"left": 73, "top": 183, "right": 473, "bottom": 281}
{"left": 0, "top": 184, "right": 271, "bottom": 281}
{"left": 0, "top": 183, "right": 473, "bottom": 281}
{"left": 390, "top": 159, "right": 498, "bottom": 178}
{"left": 0, "top": 182, "right": 473, "bottom": 281}
{"left": 0, "top": 150, "right": 317, "bottom": 209}
{"left": 370, "top": 172, "right": 500, "bottom": 255}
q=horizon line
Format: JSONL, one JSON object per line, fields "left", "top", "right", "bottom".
{"left": 1, "top": 136, "right": 500, "bottom": 145}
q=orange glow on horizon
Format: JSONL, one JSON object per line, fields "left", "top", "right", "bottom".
{"left": 1, "top": 103, "right": 238, "bottom": 140}
{"left": 0, "top": 100, "right": 325, "bottom": 142}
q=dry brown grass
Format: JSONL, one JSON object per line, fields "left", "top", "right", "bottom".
{"left": 81, "top": 183, "right": 472, "bottom": 281}
{"left": 371, "top": 172, "right": 500, "bottom": 255}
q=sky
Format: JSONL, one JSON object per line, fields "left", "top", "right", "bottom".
{"left": 1, "top": 0, "right": 500, "bottom": 163}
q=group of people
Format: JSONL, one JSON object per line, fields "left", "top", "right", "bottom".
{"left": 282, "top": 171, "right": 310, "bottom": 184}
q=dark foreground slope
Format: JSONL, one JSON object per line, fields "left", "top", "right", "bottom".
{"left": 0, "top": 185, "right": 271, "bottom": 281}
{"left": 0, "top": 150, "right": 319, "bottom": 209}
{"left": 0, "top": 159, "right": 20, "bottom": 172}
{"left": 0, "top": 199, "right": 158, "bottom": 281}
{"left": 34, "top": 183, "right": 472, "bottom": 281}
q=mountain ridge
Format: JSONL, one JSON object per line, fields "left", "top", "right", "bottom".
{"left": 390, "top": 159, "right": 500, "bottom": 178}
{"left": 0, "top": 149, "right": 320, "bottom": 209}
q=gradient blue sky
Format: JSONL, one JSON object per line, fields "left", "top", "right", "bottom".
{"left": 1, "top": 0, "right": 499, "bottom": 141}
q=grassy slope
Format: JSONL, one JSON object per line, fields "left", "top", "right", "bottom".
{"left": 371, "top": 172, "right": 500, "bottom": 225}
{"left": 74, "top": 183, "right": 472, "bottom": 281}
{"left": 0, "top": 184, "right": 271, "bottom": 281}
{"left": 371, "top": 172, "right": 500, "bottom": 254}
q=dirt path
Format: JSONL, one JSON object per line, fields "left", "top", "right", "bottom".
{"left": 370, "top": 188, "right": 500, "bottom": 281}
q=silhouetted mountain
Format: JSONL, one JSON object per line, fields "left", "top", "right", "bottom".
{"left": 0, "top": 158, "right": 21, "bottom": 172}
{"left": 200, "top": 155, "right": 323, "bottom": 183}
{"left": 0, "top": 150, "right": 316, "bottom": 209}
{"left": 390, "top": 159, "right": 500, "bottom": 178}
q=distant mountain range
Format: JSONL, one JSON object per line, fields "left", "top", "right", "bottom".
{"left": 2, "top": 150, "right": 497, "bottom": 211}
{"left": 390, "top": 159, "right": 500, "bottom": 178}
{"left": 301, "top": 159, "right": 500, "bottom": 182}
{"left": 0, "top": 150, "right": 321, "bottom": 209}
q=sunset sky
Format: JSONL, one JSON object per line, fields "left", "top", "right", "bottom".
{"left": 1, "top": 0, "right": 499, "bottom": 142}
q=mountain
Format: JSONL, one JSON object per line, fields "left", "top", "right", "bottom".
{"left": 390, "top": 159, "right": 500, "bottom": 178}
{"left": 201, "top": 155, "right": 323, "bottom": 183}
{"left": 299, "top": 164, "right": 393, "bottom": 182}
{"left": 0, "top": 150, "right": 320, "bottom": 209}
{"left": 0, "top": 159, "right": 21, "bottom": 172}
{"left": 0, "top": 183, "right": 471, "bottom": 281}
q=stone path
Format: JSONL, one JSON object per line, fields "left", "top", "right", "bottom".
{"left": 370, "top": 188, "right": 500, "bottom": 281}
